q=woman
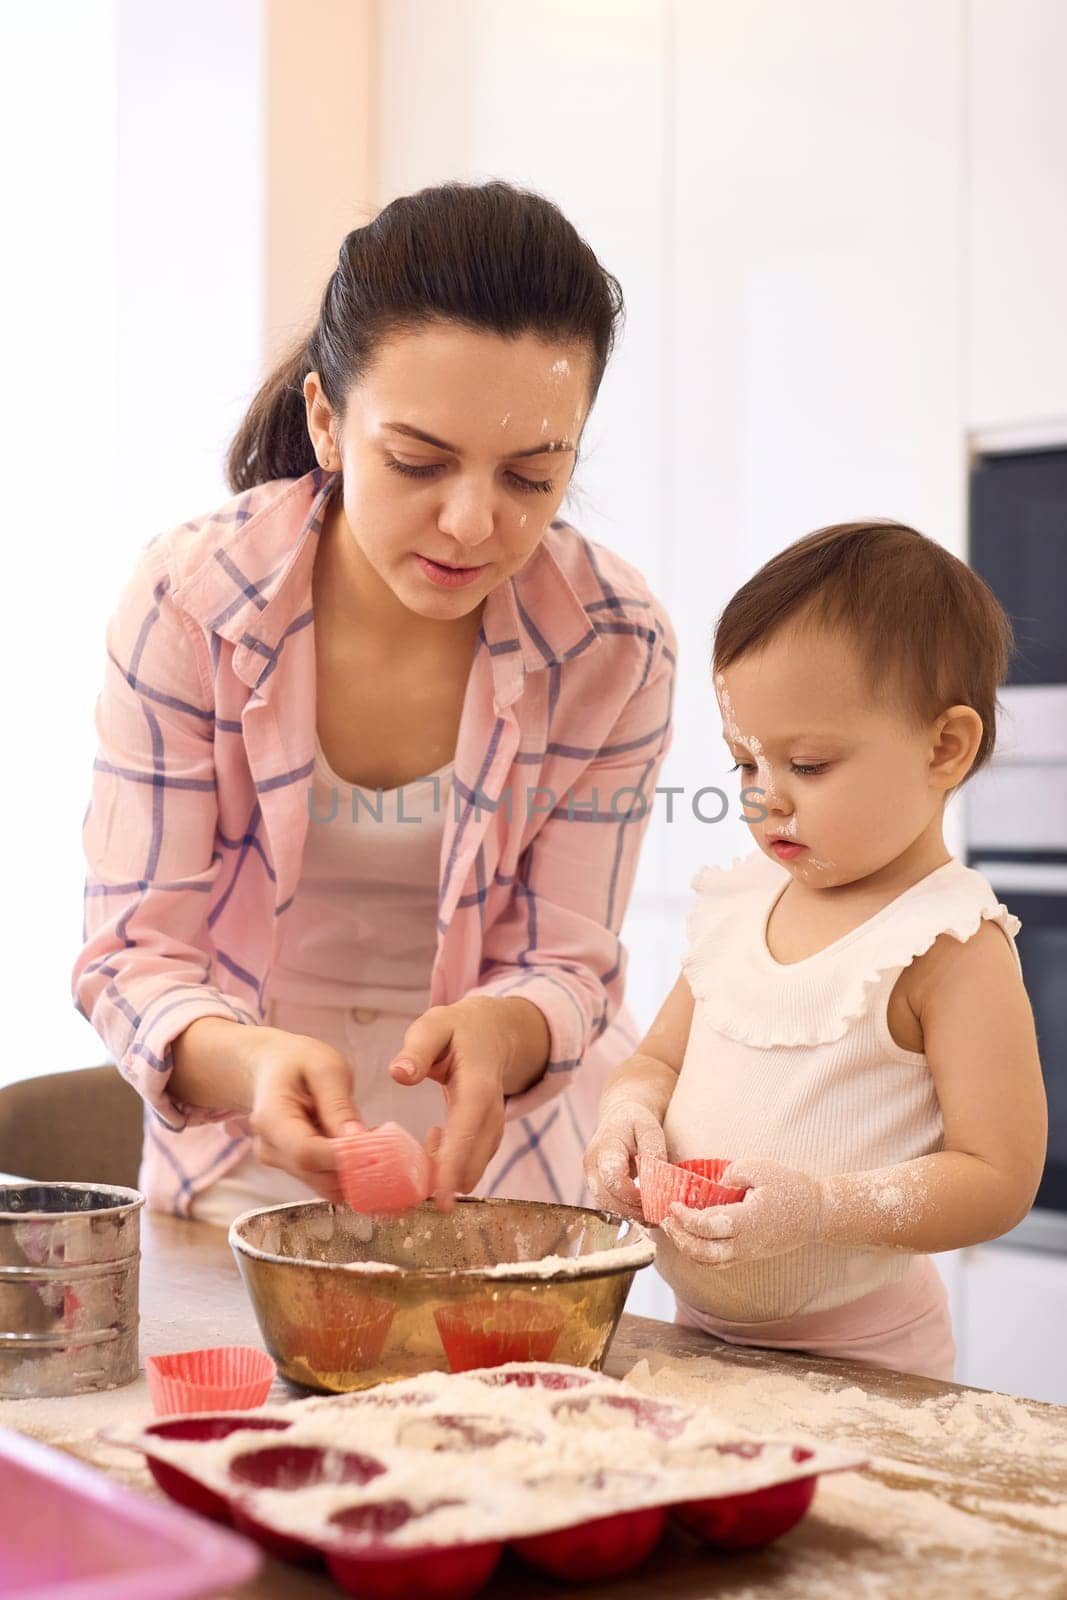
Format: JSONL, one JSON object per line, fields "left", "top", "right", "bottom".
{"left": 73, "top": 181, "right": 676, "bottom": 1225}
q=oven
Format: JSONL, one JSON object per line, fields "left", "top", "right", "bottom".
{"left": 968, "top": 434, "right": 1067, "bottom": 1250}
{"left": 965, "top": 850, "right": 1067, "bottom": 1247}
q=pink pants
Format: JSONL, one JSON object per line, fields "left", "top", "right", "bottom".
{"left": 674, "top": 1255, "right": 956, "bottom": 1382}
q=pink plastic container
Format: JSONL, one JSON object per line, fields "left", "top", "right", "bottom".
{"left": 0, "top": 1425, "right": 259, "bottom": 1600}
{"left": 637, "top": 1154, "right": 747, "bottom": 1226}
{"left": 337, "top": 1122, "right": 433, "bottom": 1213}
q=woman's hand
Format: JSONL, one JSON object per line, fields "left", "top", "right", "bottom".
{"left": 660, "top": 1158, "right": 825, "bottom": 1267}
{"left": 583, "top": 1104, "right": 666, "bottom": 1220}
{"left": 388, "top": 996, "right": 547, "bottom": 1209}
{"left": 243, "top": 1028, "right": 363, "bottom": 1204}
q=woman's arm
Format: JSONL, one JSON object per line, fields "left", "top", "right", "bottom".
{"left": 169, "top": 1017, "right": 361, "bottom": 1202}
{"left": 72, "top": 544, "right": 365, "bottom": 1198}
{"left": 71, "top": 545, "right": 262, "bottom": 1131}
{"left": 663, "top": 920, "right": 1047, "bottom": 1263}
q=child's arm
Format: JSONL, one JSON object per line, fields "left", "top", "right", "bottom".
{"left": 584, "top": 971, "right": 695, "bottom": 1218}
{"left": 662, "top": 921, "right": 1047, "bottom": 1264}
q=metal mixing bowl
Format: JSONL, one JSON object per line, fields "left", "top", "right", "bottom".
{"left": 230, "top": 1196, "right": 654, "bottom": 1393}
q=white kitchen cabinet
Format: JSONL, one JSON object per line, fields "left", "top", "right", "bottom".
{"left": 663, "top": 0, "right": 966, "bottom": 893}
{"left": 966, "top": 0, "right": 1067, "bottom": 432}
{"left": 953, "top": 1243, "right": 1067, "bottom": 1405}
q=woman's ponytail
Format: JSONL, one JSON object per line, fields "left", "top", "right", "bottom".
{"left": 226, "top": 333, "right": 319, "bottom": 493}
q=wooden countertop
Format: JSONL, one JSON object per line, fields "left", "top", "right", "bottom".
{"left": 3, "top": 1210, "right": 1066, "bottom": 1598}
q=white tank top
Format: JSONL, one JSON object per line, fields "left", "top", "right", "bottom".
{"left": 189, "top": 740, "right": 456, "bottom": 1228}
{"left": 659, "top": 850, "right": 1023, "bottom": 1322}
{"left": 270, "top": 737, "right": 454, "bottom": 1012}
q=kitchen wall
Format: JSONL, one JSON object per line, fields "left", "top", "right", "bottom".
{"left": 1, "top": 0, "right": 268, "bottom": 1082}
{"left": 1, "top": 3, "right": 119, "bottom": 1083}
{"left": 8, "top": 0, "right": 1066, "bottom": 1399}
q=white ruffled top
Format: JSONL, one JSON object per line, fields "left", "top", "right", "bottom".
{"left": 658, "top": 850, "right": 1023, "bottom": 1324}
{"left": 681, "top": 849, "right": 1022, "bottom": 1049}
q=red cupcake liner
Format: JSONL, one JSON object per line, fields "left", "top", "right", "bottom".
{"left": 434, "top": 1298, "right": 565, "bottom": 1373}
{"left": 636, "top": 1154, "right": 746, "bottom": 1226}
{"left": 145, "top": 1345, "right": 276, "bottom": 1417}
{"left": 287, "top": 1286, "right": 396, "bottom": 1376}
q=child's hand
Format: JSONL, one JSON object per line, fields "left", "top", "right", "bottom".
{"left": 584, "top": 1104, "right": 666, "bottom": 1220}
{"left": 661, "top": 1158, "right": 825, "bottom": 1266}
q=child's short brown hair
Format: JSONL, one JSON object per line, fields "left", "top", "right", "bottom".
{"left": 713, "top": 521, "right": 1015, "bottom": 785}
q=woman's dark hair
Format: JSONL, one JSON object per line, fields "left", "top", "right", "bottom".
{"left": 713, "top": 521, "right": 1016, "bottom": 785}
{"left": 226, "top": 180, "right": 624, "bottom": 492}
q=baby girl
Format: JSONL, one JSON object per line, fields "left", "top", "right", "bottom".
{"left": 584, "top": 519, "right": 1046, "bottom": 1380}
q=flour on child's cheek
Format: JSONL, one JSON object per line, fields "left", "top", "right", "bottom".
{"left": 715, "top": 673, "right": 782, "bottom": 813}
{"left": 714, "top": 673, "right": 741, "bottom": 744}
{"left": 715, "top": 674, "right": 841, "bottom": 874}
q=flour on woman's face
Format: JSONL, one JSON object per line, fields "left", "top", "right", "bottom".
{"left": 318, "top": 324, "right": 592, "bottom": 625}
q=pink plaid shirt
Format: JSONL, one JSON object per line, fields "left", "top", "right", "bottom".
{"left": 73, "top": 468, "right": 676, "bottom": 1214}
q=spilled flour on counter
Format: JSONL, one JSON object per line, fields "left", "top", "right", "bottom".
{"left": 623, "top": 1349, "right": 1067, "bottom": 1598}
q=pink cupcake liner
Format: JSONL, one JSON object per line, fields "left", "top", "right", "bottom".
{"left": 337, "top": 1121, "right": 433, "bottom": 1213}
{"left": 636, "top": 1155, "right": 747, "bottom": 1227}
{"left": 146, "top": 1345, "right": 276, "bottom": 1416}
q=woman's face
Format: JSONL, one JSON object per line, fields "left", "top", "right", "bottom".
{"left": 305, "top": 323, "right": 593, "bottom": 621}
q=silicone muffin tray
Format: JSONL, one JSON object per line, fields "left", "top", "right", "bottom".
{"left": 124, "top": 1362, "right": 866, "bottom": 1597}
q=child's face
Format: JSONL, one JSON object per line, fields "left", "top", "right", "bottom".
{"left": 716, "top": 625, "right": 948, "bottom": 887}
